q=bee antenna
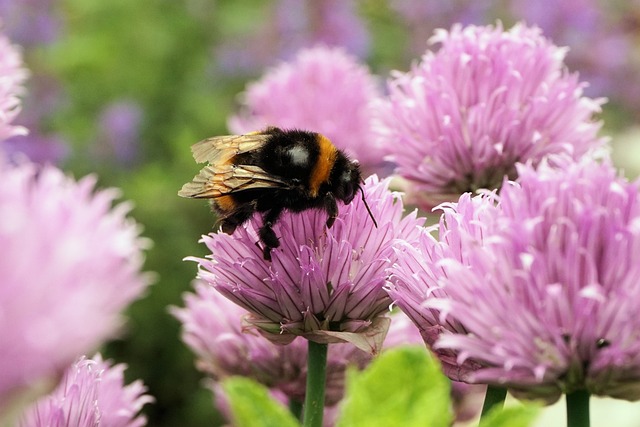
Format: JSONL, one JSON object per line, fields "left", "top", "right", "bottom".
{"left": 359, "top": 186, "right": 378, "bottom": 228}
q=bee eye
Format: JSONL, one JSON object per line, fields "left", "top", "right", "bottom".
{"left": 337, "top": 171, "right": 356, "bottom": 203}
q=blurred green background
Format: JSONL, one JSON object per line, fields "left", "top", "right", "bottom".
{"left": 6, "top": 0, "right": 640, "bottom": 425}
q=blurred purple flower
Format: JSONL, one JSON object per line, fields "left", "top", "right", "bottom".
{"left": 18, "top": 355, "right": 152, "bottom": 427}
{"left": 0, "top": 0, "right": 60, "bottom": 47}
{"left": 388, "top": 158, "right": 640, "bottom": 403}
{"left": 0, "top": 160, "right": 151, "bottom": 413}
{"left": 508, "top": 0, "right": 640, "bottom": 107}
{"left": 389, "top": 0, "right": 491, "bottom": 58}
{"left": 3, "top": 133, "right": 68, "bottom": 165}
{"left": 0, "top": 30, "right": 27, "bottom": 144}
{"left": 94, "top": 100, "right": 144, "bottom": 167}
{"left": 274, "top": 0, "right": 369, "bottom": 59}
{"left": 189, "top": 176, "right": 424, "bottom": 353}
{"left": 229, "top": 45, "right": 386, "bottom": 173}
{"left": 215, "top": 0, "right": 369, "bottom": 75}
{"left": 172, "top": 281, "right": 371, "bottom": 407}
{"left": 373, "top": 23, "right": 606, "bottom": 208}
{"left": 0, "top": 22, "right": 68, "bottom": 164}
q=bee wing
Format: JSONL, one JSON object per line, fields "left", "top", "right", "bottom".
{"left": 178, "top": 164, "right": 291, "bottom": 198}
{"left": 190, "top": 133, "right": 269, "bottom": 164}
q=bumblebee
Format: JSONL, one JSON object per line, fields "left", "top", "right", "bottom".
{"left": 179, "top": 127, "right": 376, "bottom": 260}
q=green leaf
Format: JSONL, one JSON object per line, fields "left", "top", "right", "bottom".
{"left": 223, "top": 377, "right": 301, "bottom": 427}
{"left": 479, "top": 403, "right": 540, "bottom": 427}
{"left": 337, "top": 346, "right": 453, "bottom": 427}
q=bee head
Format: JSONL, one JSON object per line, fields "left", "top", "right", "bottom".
{"left": 333, "top": 158, "right": 378, "bottom": 228}
{"left": 334, "top": 160, "right": 361, "bottom": 204}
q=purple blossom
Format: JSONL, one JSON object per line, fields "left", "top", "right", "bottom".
{"left": 94, "top": 100, "right": 144, "bottom": 167}
{"left": 228, "top": 46, "right": 386, "bottom": 173}
{"left": 0, "top": 160, "right": 151, "bottom": 412}
{"left": 373, "top": 23, "right": 606, "bottom": 208}
{"left": 508, "top": 0, "right": 640, "bottom": 106}
{"left": 215, "top": 0, "right": 369, "bottom": 75}
{"left": 3, "top": 133, "right": 68, "bottom": 165}
{"left": 389, "top": 0, "right": 491, "bottom": 58}
{"left": 172, "top": 281, "right": 371, "bottom": 406}
{"left": 388, "top": 158, "right": 640, "bottom": 403}
{"left": 0, "top": 31, "right": 27, "bottom": 144}
{"left": 190, "top": 176, "right": 424, "bottom": 353}
{"left": 18, "top": 355, "right": 152, "bottom": 427}
{"left": 0, "top": 22, "right": 67, "bottom": 164}
{"left": 273, "top": 0, "right": 369, "bottom": 59}
{"left": 0, "top": 0, "right": 60, "bottom": 47}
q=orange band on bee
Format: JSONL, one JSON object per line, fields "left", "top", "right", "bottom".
{"left": 213, "top": 195, "right": 237, "bottom": 213}
{"left": 309, "top": 135, "right": 338, "bottom": 197}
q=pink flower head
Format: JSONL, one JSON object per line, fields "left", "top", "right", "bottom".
{"left": 388, "top": 158, "right": 640, "bottom": 402}
{"left": 373, "top": 22, "right": 606, "bottom": 207}
{"left": 172, "top": 281, "right": 371, "bottom": 406}
{"left": 0, "top": 29, "right": 27, "bottom": 143}
{"left": 18, "top": 355, "right": 152, "bottom": 427}
{"left": 0, "top": 161, "right": 151, "bottom": 411}
{"left": 228, "top": 46, "right": 386, "bottom": 172}
{"left": 190, "top": 176, "right": 424, "bottom": 353}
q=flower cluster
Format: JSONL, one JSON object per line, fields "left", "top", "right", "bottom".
{"left": 190, "top": 176, "right": 424, "bottom": 352}
{"left": 0, "top": 31, "right": 27, "bottom": 144}
{"left": 389, "top": 158, "right": 640, "bottom": 402}
{"left": 18, "top": 355, "right": 152, "bottom": 427}
{"left": 0, "top": 161, "right": 151, "bottom": 411}
{"left": 172, "top": 281, "right": 372, "bottom": 407}
{"left": 373, "top": 23, "right": 606, "bottom": 207}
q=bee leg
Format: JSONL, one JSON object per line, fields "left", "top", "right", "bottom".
{"left": 218, "top": 204, "right": 256, "bottom": 235}
{"left": 323, "top": 194, "right": 339, "bottom": 228}
{"left": 258, "top": 207, "right": 283, "bottom": 260}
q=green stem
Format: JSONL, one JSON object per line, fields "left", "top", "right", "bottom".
{"left": 566, "top": 389, "right": 590, "bottom": 427}
{"left": 480, "top": 385, "right": 508, "bottom": 418}
{"left": 289, "top": 399, "right": 303, "bottom": 422}
{"left": 302, "top": 341, "right": 328, "bottom": 427}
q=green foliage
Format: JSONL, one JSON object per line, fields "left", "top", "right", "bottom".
{"left": 480, "top": 404, "right": 540, "bottom": 427}
{"left": 223, "top": 377, "right": 301, "bottom": 427}
{"left": 337, "top": 346, "right": 453, "bottom": 427}
{"left": 222, "top": 347, "right": 539, "bottom": 427}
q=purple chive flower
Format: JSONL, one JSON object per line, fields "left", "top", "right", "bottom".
{"left": 172, "top": 281, "right": 371, "bottom": 406}
{"left": 0, "top": 0, "right": 60, "bottom": 47}
{"left": 373, "top": 22, "right": 606, "bottom": 207}
{"left": 190, "top": 176, "right": 424, "bottom": 353}
{"left": 94, "top": 100, "right": 144, "bottom": 167}
{"left": 228, "top": 46, "right": 386, "bottom": 173}
{"left": 18, "top": 355, "right": 152, "bottom": 427}
{"left": 0, "top": 23, "right": 67, "bottom": 164}
{"left": 508, "top": 0, "right": 640, "bottom": 107}
{"left": 273, "top": 0, "right": 369, "bottom": 59}
{"left": 215, "top": 0, "right": 369, "bottom": 75}
{"left": 0, "top": 30, "right": 27, "bottom": 144}
{"left": 389, "top": 158, "right": 640, "bottom": 403}
{"left": 389, "top": 0, "right": 491, "bottom": 58}
{"left": 0, "top": 160, "right": 151, "bottom": 412}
